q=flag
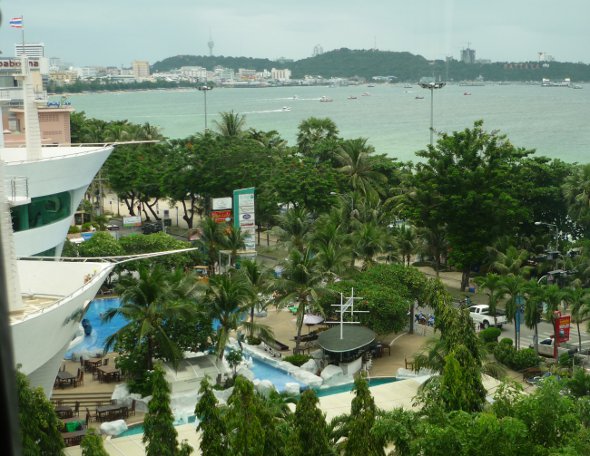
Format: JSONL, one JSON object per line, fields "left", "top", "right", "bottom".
{"left": 10, "top": 17, "right": 24, "bottom": 29}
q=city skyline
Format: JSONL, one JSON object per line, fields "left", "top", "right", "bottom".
{"left": 2, "top": 0, "right": 589, "bottom": 67}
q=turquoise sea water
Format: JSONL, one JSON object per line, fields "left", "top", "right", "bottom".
{"left": 65, "top": 83, "right": 590, "bottom": 163}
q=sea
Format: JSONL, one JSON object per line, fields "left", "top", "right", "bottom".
{"left": 62, "top": 83, "right": 590, "bottom": 164}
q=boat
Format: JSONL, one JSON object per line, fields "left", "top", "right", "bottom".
{"left": 281, "top": 106, "right": 291, "bottom": 111}
{"left": 415, "top": 96, "right": 424, "bottom": 100}
{"left": 464, "top": 92, "right": 472, "bottom": 96}
{"left": 347, "top": 96, "right": 358, "bottom": 100}
{"left": 361, "top": 92, "right": 370, "bottom": 96}
{"left": 541, "top": 78, "right": 571, "bottom": 87}
{"left": 319, "top": 96, "right": 333, "bottom": 102}
{"left": 404, "top": 85, "right": 413, "bottom": 89}
{"left": 2, "top": 56, "right": 116, "bottom": 396}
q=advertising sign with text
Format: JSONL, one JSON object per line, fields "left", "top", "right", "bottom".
{"left": 233, "top": 187, "right": 256, "bottom": 250}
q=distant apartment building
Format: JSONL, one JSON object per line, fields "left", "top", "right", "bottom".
{"left": 49, "top": 70, "right": 78, "bottom": 85}
{"left": 180, "top": 66, "right": 207, "bottom": 80}
{"left": 271, "top": 68, "right": 291, "bottom": 81}
{"left": 15, "top": 42, "right": 45, "bottom": 58}
{"left": 237, "top": 68, "right": 257, "bottom": 81}
{"left": 132, "top": 60, "right": 150, "bottom": 80}
{"left": 77, "top": 67, "right": 99, "bottom": 79}
{"left": 213, "top": 66, "right": 234, "bottom": 82}
{"left": 461, "top": 47, "right": 476, "bottom": 64}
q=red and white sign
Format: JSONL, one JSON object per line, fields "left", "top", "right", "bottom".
{"left": 211, "top": 210, "right": 232, "bottom": 224}
{"left": 556, "top": 315, "right": 571, "bottom": 343}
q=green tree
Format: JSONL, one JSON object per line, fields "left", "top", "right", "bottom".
{"left": 103, "top": 264, "right": 195, "bottom": 371}
{"left": 474, "top": 273, "right": 506, "bottom": 327}
{"left": 78, "top": 231, "right": 124, "bottom": 257}
{"left": 274, "top": 206, "right": 314, "bottom": 253}
{"left": 195, "top": 378, "right": 228, "bottom": 456}
{"left": 240, "top": 259, "right": 275, "bottom": 339}
{"left": 343, "top": 375, "right": 385, "bottom": 456}
{"left": 562, "top": 286, "right": 590, "bottom": 352}
{"left": 291, "top": 389, "right": 333, "bottom": 456}
{"left": 214, "top": 110, "right": 247, "bottom": 137}
{"left": 296, "top": 117, "right": 339, "bottom": 159}
{"left": 410, "top": 121, "right": 532, "bottom": 291}
{"left": 194, "top": 216, "right": 225, "bottom": 276}
{"left": 225, "top": 376, "right": 265, "bottom": 456}
{"left": 80, "top": 428, "right": 109, "bottom": 456}
{"left": 335, "top": 137, "right": 387, "bottom": 198}
{"left": 143, "top": 365, "right": 192, "bottom": 456}
{"left": 276, "top": 248, "right": 326, "bottom": 352}
{"left": 16, "top": 369, "right": 65, "bottom": 456}
{"left": 205, "top": 272, "right": 253, "bottom": 363}
{"left": 499, "top": 274, "right": 527, "bottom": 347}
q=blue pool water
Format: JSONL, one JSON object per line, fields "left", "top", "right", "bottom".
{"left": 65, "top": 298, "right": 128, "bottom": 359}
{"left": 315, "top": 376, "right": 398, "bottom": 397}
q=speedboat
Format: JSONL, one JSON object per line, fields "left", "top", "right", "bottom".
{"left": 319, "top": 96, "right": 333, "bottom": 102}
{"left": 2, "top": 56, "right": 115, "bottom": 396}
{"left": 347, "top": 96, "right": 358, "bottom": 100}
{"left": 415, "top": 96, "right": 424, "bottom": 100}
{"left": 464, "top": 92, "right": 472, "bottom": 96}
{"left": 282, "top": 106, "right": 291, "bottom": 111}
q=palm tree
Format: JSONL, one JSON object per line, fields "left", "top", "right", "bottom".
{"left": 103, "top": 264, "right": 194, "bottom": 371}
{"left": 240, "top": 259, "right": 275, "bottom": 340}
{"left": 395, "top": 224, "right": 418, "bottom": 267}
{"left": 196, "top": 216, "right": 225, "bottom": 276}
{"left": 488, "top": 245, "right": 532, "bottom": 278}
{"left": 563, "top": 163, "right": 590, "bottom": 230}
{"left": 416, "top": 225, "right": 448, "bottom": 277}
{"left": 562, "top": 286, "right": 590, "bottom": 352}
{"left": 213, "top": 111, "right": 246, "bottom": 137}
{"left": 499, "top": 275, "right": 527, "bottom": 347}
{"left": 274, "top": 206, "right": 314, "bottom": 253}
{"left": 351, "top": 220, "right": 388, "bottom": 270}
{"left": 204, "top": 273, "right": 253, "bottom": 364}
{"left": 334, "top": 138, "right": 386, "bottom": 198}
{"left": 296, "top": 117, "right": 339, "bottom": 157}
{"left": 523, "top": 281, "right": 544, "bottom": 353}
{"left": 310, "top": 211, "right": 351, "bottom": 281}
{"left": 275, "top": 248, "right": 326, "bottom": 352}
{"left": 474, "top": 273, "right": 506, "bottom": 327}
{"left": 220, "top": 225, "right": 246, "bottom": 269}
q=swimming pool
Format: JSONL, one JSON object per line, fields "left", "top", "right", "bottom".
{"left": 65, "top": 297, "right": 127, "bottom": 359}
{"left": 315, "top": 376, "right": 398, "bottom": 397}
{"left": 65, "top": 298, "right": 307, "bottom": 391}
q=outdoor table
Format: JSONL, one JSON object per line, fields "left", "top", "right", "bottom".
{"left": 96, "top": 404, "right": 128, "bottom": 422}
{"left": 55, "top": 405, "right": 73, "bottom": 419}
{"left": 84, "top": 357, "right": 103, "bottom": 372}
{"left": 61, "top": 429, "right": 87, "bottom": 446}
{"left": 56, "top": 370, "right": 77, "bottom": 388}
{"left": 97, "top": 365, "right": 121, "bottom": 383}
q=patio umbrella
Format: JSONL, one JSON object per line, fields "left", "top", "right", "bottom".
{"left": 303, "top": 314, "right": 324, "bottom": 326}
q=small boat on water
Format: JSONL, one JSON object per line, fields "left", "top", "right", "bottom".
{"left": 319, "top": 96, "right": 333, "bottom": 102}
{"left": 415, "top": 96, "right": 424, "bottom": 100}
{"left": 282, "top": 106, "right": 291, "bottom": 111}
{"left": 348, "top": 96, "right": 358, "bottom": 100}
{"left": 464, "top": 92, "right": 471, "bottom": 96}
{"left": 361, "top": 92, "right": 370, "bottom": 96}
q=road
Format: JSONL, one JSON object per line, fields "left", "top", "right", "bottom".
{"left": 501, "top": 318, "right": 590, "bottom": 353}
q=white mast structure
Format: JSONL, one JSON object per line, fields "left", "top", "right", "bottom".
{"left": 331, "top": 288, "right": 368, "bottom": 340}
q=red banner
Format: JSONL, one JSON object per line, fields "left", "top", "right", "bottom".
{"left": 556, "top": 315, "right": 571, "bottom": 343}
{"left": 211, "top": 210, "right": 232, "bottom": 224}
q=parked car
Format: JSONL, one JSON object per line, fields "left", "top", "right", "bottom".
{"left": 530, "top": 337, "right": 578, "bottom": 358}
{"left": 142, "top": 222, "right": 163, "bottom": 234}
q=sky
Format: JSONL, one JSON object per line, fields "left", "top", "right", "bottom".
{"left": 2, "top": 0, "right": 589, "bottom": 67}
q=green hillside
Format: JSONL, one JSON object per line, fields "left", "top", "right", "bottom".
{"left": 151, "top": 49, "right": 590, "bottom": 82}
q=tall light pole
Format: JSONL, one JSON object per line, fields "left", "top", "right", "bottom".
{"left": 198, "top": 84, "right": 213, "bottom": 131}
{"left": 418, "top": 81, "right": 446, "bottom": 146}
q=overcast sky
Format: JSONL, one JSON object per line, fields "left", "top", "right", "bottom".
{"left": 2, "top": 0, "right": 589, "bottom": 67}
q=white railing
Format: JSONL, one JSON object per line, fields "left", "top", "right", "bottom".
{"left": 5, "top": 176, "right": 29, "bottom": 202}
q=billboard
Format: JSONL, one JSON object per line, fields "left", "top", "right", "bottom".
{"left": 212, "top": 197, "right": 232, "bottom": 210}
{"left": 233, "top": 187, "right": 256, "bottom": 250}
{"left": 211, "top": 210, "right": 232, "bottom": 224}
{"left": 556, "top": 315, "right": 571, "bottom": 343}
{"left": 123, "top": 216, "right": 142, "bottom": 227}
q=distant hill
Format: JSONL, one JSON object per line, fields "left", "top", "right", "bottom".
{"left": 152, "top": 49, "right": 590, "bottom": 82}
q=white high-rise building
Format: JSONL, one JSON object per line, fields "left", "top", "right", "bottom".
{"left": 15, "top": 42, "right": 45, "bottom": 58}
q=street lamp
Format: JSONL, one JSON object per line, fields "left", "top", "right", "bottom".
{"left": 418, "top": 81, "right": 446, "bottom": 146}
{"left": 534, "top": 221, "right": 559, "bottom": 251}
{"left": 198, "top": 84, "right": 213, "bottom": 131}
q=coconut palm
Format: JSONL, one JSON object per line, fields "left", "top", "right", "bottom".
{"left": 474, "top": 273, "right": 506, "bottom": 327}
{"left": 416, "top": 225, "right": 448, "bottom": 277}
{"left": 334, "top": 138, "right": 387, "bottom": 198}
{"left": 351, "top": 220, "right": 388, "bottom": 270}
{"left": 563, "top": 163, "right": 590, "bottom": 230}
{"left": 395, "top": 224, "right": 418, "bottom": 267}
{"left": 296, "top": 117, "right": 339, "bottom": 157}
{"left": 275, "top": 248, "right": 326, "bottom": 352}
{"left": 204, "top": 273, "right": 253, "bottom": 364}
{"left": 196, "top": 216, "right": 225, "bottom": 276}
{"left": 562, "top": 286, "right": 590, "bottom": 352}
{"left": 220, "top": 225, "right": 246, "bottom": 269}
{"left": 488, "top": 245, "right": 532, "bottom": 278}
{"left": 499, "top": 274, "right": 527, "bottom": 347}
{"left": 214, "top": 111, "right": 246, "bottom": 137}
{"left": 103, "top": 264, "right": 195, "bottom": 371}
{"left": 274, "top": 206, "right": 314, "bottom": 253}
{"left": 239, "top": 259, "right": 275, "bottom": 341}
{"left": 523, "top": 281, "right": 544, "bottom": 353}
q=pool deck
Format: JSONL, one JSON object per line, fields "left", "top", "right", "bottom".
{"left": 60, "top": 268, "right": 527, "bottom": 455}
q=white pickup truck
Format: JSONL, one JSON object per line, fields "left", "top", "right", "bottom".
{"left": 531, "top": 337, "right": 578, "bottom": 358}
{"left": 469, "top": 304, "right": 508, "bottom": 329}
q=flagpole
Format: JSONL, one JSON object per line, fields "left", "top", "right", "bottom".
{"left": 21, "top": 16, "right": 25, "bottom": 56}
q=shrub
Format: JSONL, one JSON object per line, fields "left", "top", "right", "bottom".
{"left": 499, "top": 337, "right": 513, "bottom": 346}
{"left": 283, "top": 354, "right": 311, "bottom": 367}
{"left": 479, "top": 327, "right": 502, "bottom": 344}
{"left": 494, "top": 342, "right": 515, "bottom": 366}
{"left": 246, "top": 336, "right": 261, "bottom": 346}
{"left": 68, "top": 225, "right": 81, "bottom": 234}
{"left": 511, "top": 348, "right": 540, "bottom": 370}
{"left": 81, "top": 222, "right": 94, "bottom": 232}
